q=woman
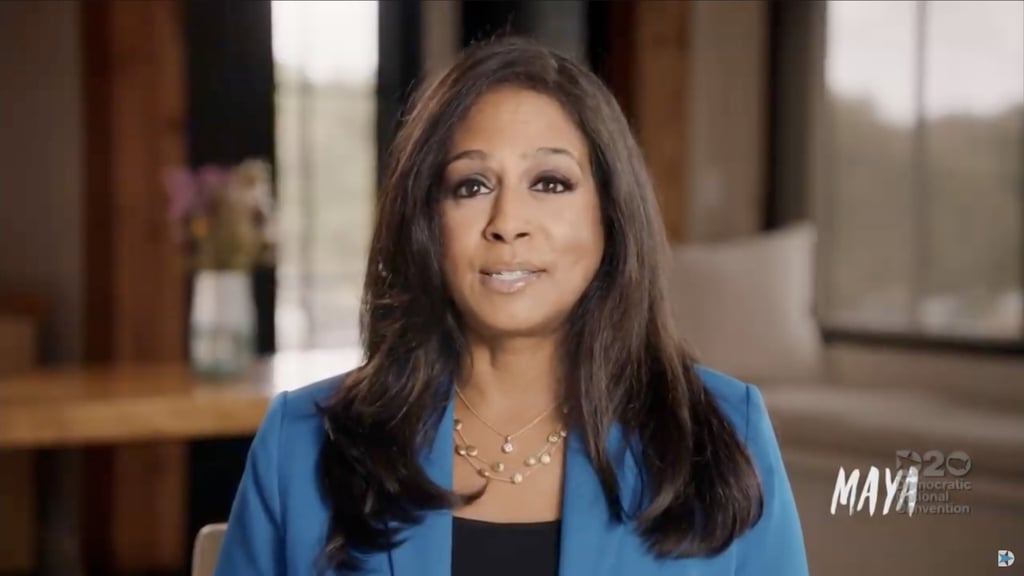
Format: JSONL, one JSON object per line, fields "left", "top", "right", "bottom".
{"left": 217, "top": 37, "right": 808, "bottom": 575}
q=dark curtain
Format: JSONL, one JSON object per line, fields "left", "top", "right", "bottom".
{"left": 182, "top": 0, "right": 429, "bottom": 563}
{"left": 461, "top": 0, "right": 587, "bottom": 62}
{"left": 182, "top": 0, "right": 275, "bottom": 564}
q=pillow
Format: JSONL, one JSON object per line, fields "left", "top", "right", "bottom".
{"left": 668, "top": 222, "right": 824, "bottom": 385}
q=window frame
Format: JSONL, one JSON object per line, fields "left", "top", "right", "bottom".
{"left": 810, "top": 0, "right": 1024, "bottom": 354}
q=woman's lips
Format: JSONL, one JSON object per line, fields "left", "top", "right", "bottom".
{"left": 479, "top": 270, "right": 544, "bottom": 294}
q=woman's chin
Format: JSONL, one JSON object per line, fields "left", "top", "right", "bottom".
{"left": 470, "top": 313, "right": 561, "bottom": 340}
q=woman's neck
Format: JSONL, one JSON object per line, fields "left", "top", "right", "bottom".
{"left": 458, "top": 334, "right": 563, "bottom": 420}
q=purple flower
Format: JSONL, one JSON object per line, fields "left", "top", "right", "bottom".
{"left": 198, "top": 166, "right": 230, "bottom": 191}
{"left": 165, "top": 167, "right": 197, "bottom": 222}
{"left": 164, "top": 158, "right": 276, "bottom": 268}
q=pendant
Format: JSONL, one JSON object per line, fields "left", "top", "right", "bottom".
{"left": 501, "top": 436, "right": 514, "bottom": 454}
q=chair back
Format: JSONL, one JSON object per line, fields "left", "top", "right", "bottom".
{"left": 192, "top": 523, "right": 227, "bottom": 576}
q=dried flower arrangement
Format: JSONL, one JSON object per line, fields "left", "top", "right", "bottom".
{"left": 164, "top": 159, "right": 276, "bottom": 270}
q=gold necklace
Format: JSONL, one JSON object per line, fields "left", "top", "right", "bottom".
{"left": 454, "top": 417, "right": 567, "bottom": 484}
{"left": 454, "top": 386, "right": 561, "bottom": 454}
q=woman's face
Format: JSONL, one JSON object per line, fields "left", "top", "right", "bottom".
{"left": 440, "top": 86, "right": 605, "bottom": 339}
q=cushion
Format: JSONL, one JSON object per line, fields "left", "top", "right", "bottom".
{"left": 668, "top": 222, "right": 823, "bottom": 385}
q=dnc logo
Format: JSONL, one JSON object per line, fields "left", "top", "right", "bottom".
{"left": 998, "top": 550, "right": 1015, "bottom": 567}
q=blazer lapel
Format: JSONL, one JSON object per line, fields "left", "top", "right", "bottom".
{"left": 387, "top": 397, "right": 454, "bottom": 576}
{"left": 559, "top": 425, "right": 642, "bottom": 576}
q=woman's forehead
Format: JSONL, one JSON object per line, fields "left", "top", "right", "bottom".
{"left": 448, "top": 87, "right": 589, "bottom": 159}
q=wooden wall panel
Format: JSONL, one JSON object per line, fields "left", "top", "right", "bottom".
{"left": 633, "top": 1, "right": 692, "bottom": 243}
{"left": 106, "top": 0, "right": 186, "bottom": 363}
{"left": 0, "top": 451, "right": 37, "bottom": 572}
{"left": 0, "top": 299, "right": 45, "bottom": 572}
{"left": 81, "top": 0, "right": 188, "bottom": 572}
{"left": 685, "top": 0, "right": 769, "bottom": 241}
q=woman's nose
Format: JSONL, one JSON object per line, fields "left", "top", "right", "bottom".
{"left": 486, "top": 227, "right": 530, "bottom": 243}
{"left": 483, "top": 188, "right": 532, "bottom": 243}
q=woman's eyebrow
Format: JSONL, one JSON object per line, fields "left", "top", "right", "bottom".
{"left": 532, "top": 147, "right": 582, "bottom": 171}
{"left": 532, "top": 147, "right": 576, "bottom": 161}
{"left": 446, "top": 149, "right": 487, "bottom": 166}
{"left": 445, "top": 147, "right": 582, "bottom": 168}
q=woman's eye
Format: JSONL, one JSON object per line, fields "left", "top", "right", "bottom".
{"left": 453, "top": 179, "right": 491, "bottom": 198}
{"left": 532, "top": 176, "right": 574, "bottom": 194}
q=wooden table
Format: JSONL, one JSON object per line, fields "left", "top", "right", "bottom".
{"left": 0, "top": 348, "right": 362, "bottom": 575}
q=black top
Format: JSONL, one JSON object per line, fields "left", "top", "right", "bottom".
{"left": 452, "top": 516, "right": 562, "bottom": 576}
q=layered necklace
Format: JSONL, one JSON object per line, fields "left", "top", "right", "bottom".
{"left": 453, "top": 386, "right": 567, "bottom": 485}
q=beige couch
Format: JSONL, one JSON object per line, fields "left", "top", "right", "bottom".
{"left": 670, "top": 223, "right": 1024, "bottom": 576}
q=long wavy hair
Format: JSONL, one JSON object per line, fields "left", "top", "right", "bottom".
{"left": 317, "top": 36, "right": 763, "bottom": 571}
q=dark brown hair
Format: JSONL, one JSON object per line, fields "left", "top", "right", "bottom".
{"left": 318, "top": 36, "right": 762, "bottom": 571}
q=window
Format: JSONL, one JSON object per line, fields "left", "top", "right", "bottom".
{"left": 271, "top": 1, "right": 378, "bottom": 350}
{"left": 818, "top": 0, "right": 1024, "bottom": 343}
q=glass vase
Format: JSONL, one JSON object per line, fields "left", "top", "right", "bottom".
{"left": 189, "top": 269, "right": 255, "bottom": 377}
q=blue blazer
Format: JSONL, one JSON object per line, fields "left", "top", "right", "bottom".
{"left": 216, "top": 367, "right": 808, "bottom": 575}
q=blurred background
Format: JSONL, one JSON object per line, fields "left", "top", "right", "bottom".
{"left": 0, "top": 0, "right": 1021, "bottom": 574}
